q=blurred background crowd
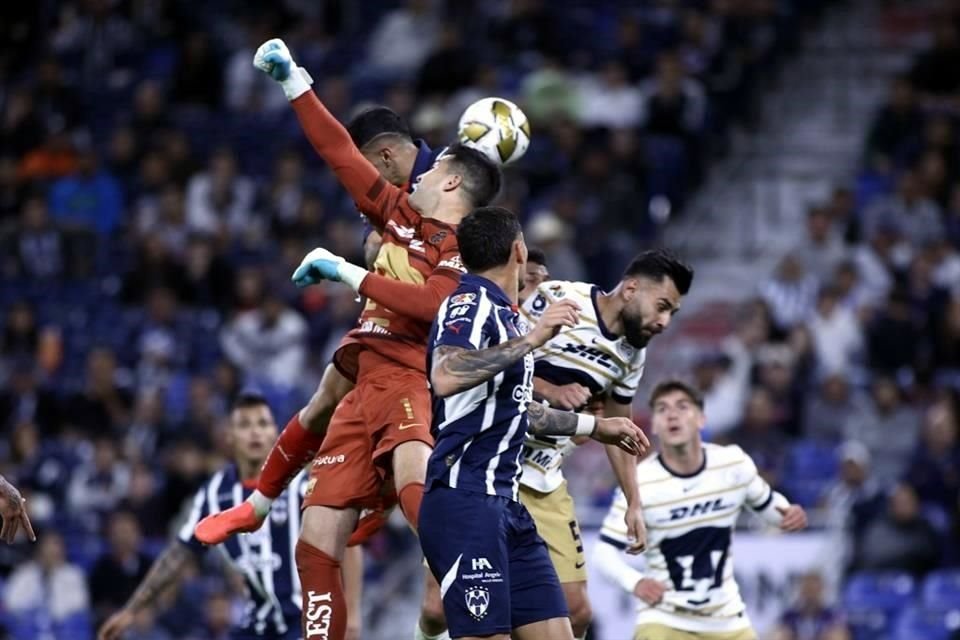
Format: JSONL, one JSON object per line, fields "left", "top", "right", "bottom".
{"left": 0, "top": 0, "right": 958, "bottom": 639}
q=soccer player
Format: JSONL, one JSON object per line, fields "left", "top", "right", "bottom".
{"left": 98, "top": 392, "right": 364, "bottom": 640}
{"left": 593, "top": 380, "right": 808, "bottom": 640}
{"left": 518, "top": 247, "right": 549, "bottom": 305}
{"left": 195, "top": 38, "right": 502, "bottom": 640}
{"left": 513, "top": 248, "right": 694, "bottom": 638}
{"left": 419, "top": 206, "right": 651, "bottom": 640}
{"left": 0, "top": 474, "right": 35, "bottom": 544}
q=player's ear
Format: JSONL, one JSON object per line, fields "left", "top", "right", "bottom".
{"left": 621, "top": 277, "right": 639, "bottom": 301}
{"left": 443, "top": 173, "right": 463, "bottom": 192}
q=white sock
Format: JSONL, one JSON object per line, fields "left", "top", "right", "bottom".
{"left": 413, "top": 624, "right": 450, "bottom": 640}
{"left": 247, "top": 490, "right": 274, "bottom": 518}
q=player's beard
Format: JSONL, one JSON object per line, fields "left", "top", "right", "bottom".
{"left": 622, "top": 314, "right": 652, "bottom": 348}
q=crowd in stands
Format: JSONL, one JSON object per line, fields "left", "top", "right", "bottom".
{"left": 5, "top": 0, "right": 955, "bottom": 639}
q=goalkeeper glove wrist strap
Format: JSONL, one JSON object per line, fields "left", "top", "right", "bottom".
{"left": 337, "top": 261, "right": 368, "bottom": 292}
{"left": 280, "top": 66, "right": 314, "bottom": 101}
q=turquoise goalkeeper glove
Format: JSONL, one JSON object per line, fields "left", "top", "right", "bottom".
{"left": 292, "top": 247, "right": 368, "bottom": 292}
{"left": 253, "top": 38, "right": 314, "bottom": 101}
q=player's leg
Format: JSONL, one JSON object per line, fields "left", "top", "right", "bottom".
{"left": 297, "top": 504, "right": 358, "bottom": 640}
{"left": 506, "top": 500, "right": 573, "bottom": 640}
{"left": 518, "top": 483, "right": 591, "bottom": 638}
{"left": 301, "top": 362, "right": 355, "bottom": 433}
{"left": 342, "top": 544, "right": 363, "bottom": 640}
{"left": 415, "top": 567, "right": 449, "bottom": 640}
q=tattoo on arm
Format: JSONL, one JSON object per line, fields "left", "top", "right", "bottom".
{"left": 432, "top": 339, "right": 533, "bottom": 396}
{"left": 125, "top": 543, "right": 193, "bottom": 613}
{"left": 526, "top": 402, "right": 581, "bottom": 437}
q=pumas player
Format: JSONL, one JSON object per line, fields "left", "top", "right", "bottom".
{"left": 516, "top": 250, "right": 694, "bottom": 638}
{"left": 593, "top": 380, "right": 808, "bottom": 640}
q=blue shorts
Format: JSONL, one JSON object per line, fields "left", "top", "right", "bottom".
{"left": 419, "top": 484, "right": 569, "bottom": 637}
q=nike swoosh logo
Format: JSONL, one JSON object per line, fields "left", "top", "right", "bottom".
{"left": 399, "top": 422, "right": 424, "bottom": 430}
{"left": 575, "top": 561, "right": 586, "bottom": 569}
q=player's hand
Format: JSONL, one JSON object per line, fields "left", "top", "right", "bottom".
{"left": 253, "top": 38, "right": 295, "bottom": 82}
{"left": 541, "top": 381, "right": 592, "bottom": 411}
{"left": 591, "top": 416, "right": 651, "bottom": 456}
{"left": 98, "top": 608, "right": 135, "bottom": 640}
{"left": 633, "top": 578, "right": 667, "bottom": 605}
{"left": 777, "top": 504, "right": 808, "bottom": 532}
{"left": 624, "top": 503, "right": 647, "bottom": 555}
{"left": 526, "top": 300, "right": 580, "bottom": 348}
{"left": 0, "top": 476, "right": 35, "bottom": 543}
{"left": 292, "top": 247, "right": 346, "bottom": 287}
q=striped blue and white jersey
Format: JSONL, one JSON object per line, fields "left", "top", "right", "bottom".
{"left": 179, "top": 465, "right": 308, "bottom": 637}
{"left": 425, "top": 274, "right": 534, "bottom": 501}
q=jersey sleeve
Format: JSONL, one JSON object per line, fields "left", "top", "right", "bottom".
{"left": 290, "top": 92, "right": 405, "bottom": 230}
{"left": 740, "top": 449, "right": 775, "bottom": 510}
{"left": 599, "top": 487, "right": 631, "bottom": 550}
{"left": 433, "top": 289, "right": 494, "bottom": 351}
{"left": 176, "top": 485, "right": 210, "bottom": 555}
{"left": 358, "top": 241, "right": 464, "bottom": 324}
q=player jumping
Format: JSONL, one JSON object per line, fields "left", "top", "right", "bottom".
{"left": 420, "top": 206, "right": 651, "bottom": 640}
{"left": 98, "top": 392, "right": 364, "bottom": 640}
{"left": 593, "top": 380, "right": 808, "bottom": 640}
{"left": 195, "top": 39, "right": 502, "bottom": 640}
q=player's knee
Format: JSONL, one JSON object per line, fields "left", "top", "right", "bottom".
{"left": 302, "top": 374, "right": 347, "bottom": 432}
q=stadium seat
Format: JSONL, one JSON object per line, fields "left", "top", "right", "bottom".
{"left": 893, "top": 606, "right": 958, "bottom": 640}
{"left": 844, "top": 572, "right": 916, "bottom": 640}
{"left": 923, "top": 570, "right": 960, "bottom": 612}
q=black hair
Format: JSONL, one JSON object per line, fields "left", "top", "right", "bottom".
{"left": 232, "top": 391, "right": 270, "bottom": 411}
{"left": 649, "top": 379, "right": 704, "bottom": 409}
{"left": 623, "top": 249, "right": 694, "bottom": 295}
{"left": 347, "top": 106, "right": 412, "bottom": 149}
{"left": 526, "top": 247, "right": 548, "bottom": 268}
{"left": 457, "top": 206, "right": 521, "bottom": 272}
{"left": 442, "top": 143, "right": 502, "bottom": 208}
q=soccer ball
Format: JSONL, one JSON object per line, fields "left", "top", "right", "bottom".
{"left": 458, "top": 97, "right": 531, "bottom": 166}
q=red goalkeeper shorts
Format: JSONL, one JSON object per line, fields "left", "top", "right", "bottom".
{"left": 302, "top": 363, "right": 433, "bottom": 513}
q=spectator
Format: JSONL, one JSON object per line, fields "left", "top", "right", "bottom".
{"left": 807, "top": 287, "right": 863, "bottom": 376}
{"left": 416, "top": 24, "right": 476, "bottom": 99}
{"left": 10, "top": 422, "right": 74, "bottom": 526}
{"left": 637, "top": 51, "right": 707, "bottom": 138}
{"left": 726, "top": 386, "right": 789, "bottom": 490}
{"left": 803, "top": 375, "right": 864, "bottom": 443}
{"left": 266, "top": 150, "right": 306, "bottom": 229}
{"left": 48, "top": 148, "right": 124, "bottom": 236}
{"left": 864, "top": 75, "right": 923, "bottom": 170}
{"left": 577, "top": 60, "right": 642, "bottom": 129}
{"left": 67, "top": 437, "right": 131, "bottom": 530}
{"left": 772, "top": 572, "right": 850, "bottom": 640}
{"left": 224, "top": 21, "right": 288, "bottom": 114}
{"left": 760, "top": 254, "right": 819, "bottom": 332}
{"left": 220, "top": 291, "right": 307, "bottom": 389}
{"left": 861, "top": 170, "right": 942, "bottom": 248}
{"left": 10, "top": 196, "right": 65, "bottom": 280}
{"left": 1, "top": 300, "right": 38, "bottom": 360}
{"left": 794, "top": 206, "right": 847, "bottom": 283}
{"left": 135, "top": 184, "right": 190, "bottom": 256}
{"left": 821, "top": 441, "right": 885, "bottom": 542}
{"left": 853, "top": 483, "right": 941, "bottom": 578}
{"left": 843, "top": 377, "right": 920, "bottom": 488}
{"left": 186, "top": 591, "right": 234, "bottom": 640}
{"left": 525, "top": 211, "right": 587, "bottom": 282}
{"left": 118, "top": 464, "right": 168, "bottom": 539}
{"left": 181, "top": 233, "right": 235, "bottom": 309}
{"left": 909, "top": 22, "right": 960, "bottom": 99}
{"left": 185, "top": 148, "right": 257, "bottom": 241}
{"left": 903, "top": 401, "right": 960, "bottom": 510}
{"left": 4, "top": 532, "right": 90, "bottom": 622}
{"left": 366, "top": 0, "right": 439, "bottom": 76}
{"left": 89, "top": 510, "right": 151, "bottom": 627}
{"left": 0, "top": 358, "right": 60, "bottom": 435}
{"left": 62, "top": 348, "right": 134, "bottom": 435}
{"left": 852, "top": 224, "right": 897, "bottom": 308}
{"left": 866, "top": 289, "right": 923, "bottom": 373}
{"left": 172, "top": 32, "right": 223, "bottom": 109}
{"left": 121, "top": 235, "right": 189, "bottom": 305}
{"left": 693, "top": 337, "right": 752, "bottom": 438}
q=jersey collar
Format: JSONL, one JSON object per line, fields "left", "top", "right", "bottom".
{"left": 591, "top": 286, "right": 620, "bottom": 341}
{"left": 658, "top": 449, "right": 708, "bottom": 478}
{"left": 463, "top": 273, "right": 513, "bottom": 308}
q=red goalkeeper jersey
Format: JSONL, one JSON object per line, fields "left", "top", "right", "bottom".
{"left": 289, "top": 93, "right": 464, "bottom": 380}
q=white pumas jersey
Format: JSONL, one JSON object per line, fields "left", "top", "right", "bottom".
{"left": 598, "top": 444, "right": 788, "bottom": 634}
{"left": 518, "top": 280, "right": 646, "bottom": 492}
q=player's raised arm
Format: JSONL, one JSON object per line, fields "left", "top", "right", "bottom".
{"left": 254, "top": 38, "right": 402, "bottom": 228}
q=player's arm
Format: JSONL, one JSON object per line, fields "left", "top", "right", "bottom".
{"left": 592, "top": 492, "right": 666, "bottom": 605}
{"left": 254, "top": 38, "right": 402, "bottom": 228}
{"left": 603, "top": 396, "right": 646, "bottom": 553}
{"left": 741, "top": 449, "right": 808, "bottom": 531}
{"left": 291, "top": 246, "right": 462, "bottom": 323}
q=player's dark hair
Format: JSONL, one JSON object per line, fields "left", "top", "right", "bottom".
{"left": 232, "top": 391, "right": 270, "bottom": 411}
{"left": 347, "top": 106, "right": 412, "bottom": 149}
{"left": 458, "top": 206, "right": 521, "bottom": 272}
{"left": 623, "top": 249, "right": 694, "bottom": 295}
{"left": 443, "top": 143, "right": 502, "bottom": 208}
{"left": 527, "top": 247, "right": 548, "bottom": 268}
{"left": 649, "top": 380, "right": 704, "bottom": 409}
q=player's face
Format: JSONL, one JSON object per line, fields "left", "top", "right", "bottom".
{"left": 651, "top": 390, "right": 704, "bottom": 447}
{"left": 621, "top": 276, "right": 681, "bottom": 348}
{"left": 523, "top": 261, "right": 549, "bottom": 294}
{"left": 230, "top": 405, "right": 278, "bottom": 464}
{"left": 408, "top": 156, "right": 459, "bottom": 213}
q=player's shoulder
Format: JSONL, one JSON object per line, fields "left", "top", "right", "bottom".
{"left": 705, "top": 443, "right": 753, "bottom": 470}
{"left": 537, "top": 280, "right": 593, "bottom": 302}
{"left": 635, "top": 453, "right": 671, "bottom": 484}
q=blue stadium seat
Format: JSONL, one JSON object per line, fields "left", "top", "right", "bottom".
{"left": 923, "top": 570, "right": 960, "bottom": 612}
{"left": 893, "top": 606, "right": 957, "bottom": 640}
{"left": 844, "top": 572, "right": 916, "bottom": 640}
